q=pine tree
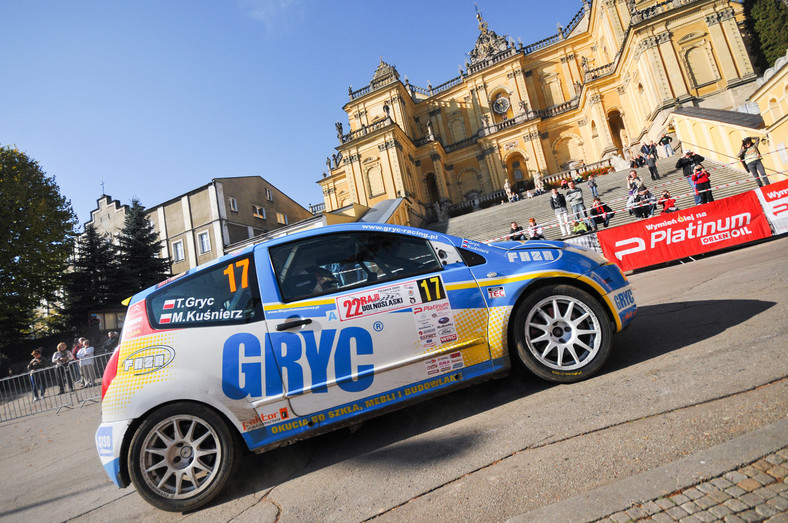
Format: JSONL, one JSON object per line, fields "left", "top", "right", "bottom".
{"left": 63, "top": 224, "right": 122, "bottom": 331}
{"left": 743, "top": 0, "right": 788, "bottom": 70}
{"left": 0, "top": 145, "right": 76, "bottom": 345}
{"left": 117, "top": 199, "right": 171, "bottom": 295}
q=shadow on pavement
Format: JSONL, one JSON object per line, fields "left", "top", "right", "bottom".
{"left": 209, "top": 298, "right": 776, "bottom": 510}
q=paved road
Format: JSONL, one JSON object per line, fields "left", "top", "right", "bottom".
{"left": 1, "top": 237, "right": 786, "bottom": 522}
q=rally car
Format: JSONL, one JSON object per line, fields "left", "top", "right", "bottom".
{"left": 95, "top": 223, "right": 637, "bottom": 511}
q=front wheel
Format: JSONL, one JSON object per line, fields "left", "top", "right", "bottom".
{"left": 128, "top": 402, "right": 240, "bottom": 512}
{"left": 511, "top": 284, "right": 612, "bottom": 383}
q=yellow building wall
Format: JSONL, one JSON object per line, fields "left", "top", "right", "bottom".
{"left": 319, "top": 0, "right": 761, "bottom": 225}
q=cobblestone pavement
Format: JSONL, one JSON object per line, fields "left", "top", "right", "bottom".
{"left": 594, "top": 447, "right": 788, "bottom": 523}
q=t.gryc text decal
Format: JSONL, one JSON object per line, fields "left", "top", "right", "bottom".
{"left": 222, "top": 327, "right": 374, "bottom": 400}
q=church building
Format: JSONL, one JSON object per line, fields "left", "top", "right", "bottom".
{"left": 318, "top": 0, "right": 758, "bottom": 226}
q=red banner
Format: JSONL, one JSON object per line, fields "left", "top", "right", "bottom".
{"left": 598, "top": 190, "right": 772, "bottom": 271}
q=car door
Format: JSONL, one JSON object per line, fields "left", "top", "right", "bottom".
{"left": 261, "top": 229, "right": 491, "bottom": 418}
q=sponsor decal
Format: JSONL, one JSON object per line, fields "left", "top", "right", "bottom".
{"left": 598, "top": 191, "right": 772, "bottom": 271}
{"left": 253, "top": 407, "right": 291, "bottom": 428}
{"left": 222, "top": 327, "right": 374, "bottom": 400}
{"left": 611, "top": 288, "right": 636, "bottom": 312}
{"left": 122, "top": 345, "right": 175, "bottom": 375}
{"left": 96, "top": 426, "right": 113, "bottom": 457}
{"left": 266, "top": 372, "right": 464, "bottom": 437}
{"left": 242, "top": 415, "right": 263, "bottom": 431}
{"left": 413, "top": 301, "right": 456, "bottom": 348}
{"left": 756, "top": 178, "right": 788, "bottom": 235}
{"left": 337, "top": 281, "right": 418, "bottom": 321}
{"left": 487, "top": 286, "right": 506, "bottom": 299}
{"left": 506, "top": 250, "right": 558, "bottom": 263}
{"left": 424, "top": 351, "right": 464, "bottom": 375}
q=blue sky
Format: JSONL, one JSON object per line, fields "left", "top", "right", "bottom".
{"left": 1, "top": 1, "right": 583, "bottom": 228}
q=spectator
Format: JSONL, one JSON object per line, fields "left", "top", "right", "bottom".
{"left": 527, "top": 218, "right": 546, "bottom": 240}
{"left": 72, "top": 337, "right": 85, "bottom": 385}
{"left": 659, "top": 134, "right": 674, "bottom": 156}
{"left": 646, "top": 153, "right": 661, "bottom": 180}
{"left": 589, "top": 197, "right": 616, "bottom": 228}
{"left": 509, "top": 221, "right": 526, "bottom": 241}
{"left": 660, "top": 190, "right": 678, "bottom": 213}
{"left": 632, "top": 188, "right": 656, "bottom": 219}
{"left": 676, "top": 150, "right": 705, "bottom": 205}
{"left": 691, "top": 165, "right": 714, "bottom": 204}
{"left": 99, "top": 331, "right": 119, "bottom": 354}
{"left": 627, "top": 170, "right": 645, "bottom": 195}
{"left": 52, "top": 341, "right": 75, "bottom": 394}
{"left": 571, "top": 220, "right": 590, "bottom": 234}
{"left": 565, "top": 181, "right": 594, "bottom": 230}
{"left": 525, "top": 190, "right": 533, "bottom": 199}
{"left": 738, "top": 137, "right": 770, "bottom": 187}
{"left": 76, "top": 339, "right": 96, "bottom": 387}
{"left": 549, "top": 188, "right": 570, "bottom": 237}
{"left": 649, "top": 140, "right": 660, "bottom": 159}
{"left": 587, "top": 174, "right": 599, "bottom": 199}
{"left": 27, "top": 348, "right": 47, "bottom": 402}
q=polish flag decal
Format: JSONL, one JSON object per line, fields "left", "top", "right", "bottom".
{"left": 160, "top": 314, "right": 172, "bottom": 324}
{"left": 163, "top": 300, "right": 176, "bottom": 310}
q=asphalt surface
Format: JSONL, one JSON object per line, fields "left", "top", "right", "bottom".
{"left": 1, "top": 236, "right": 786, "bottom": 522}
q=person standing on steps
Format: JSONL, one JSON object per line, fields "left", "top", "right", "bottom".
{"left": 549, "top": 188, "right": 570, "bottom": 237}
{"left": 676, "top": 150, "right": 705, "bottom": 205}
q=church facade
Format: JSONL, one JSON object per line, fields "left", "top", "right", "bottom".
{"left": 318, "top": 0, "right": 758, "bottom": 225}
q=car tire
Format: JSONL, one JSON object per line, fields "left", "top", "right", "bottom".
{"left": 127, "top": 402, "right": 240, "bottom": 512}
{"left": 511, "top": 284, "right": 612, "bottom": 383}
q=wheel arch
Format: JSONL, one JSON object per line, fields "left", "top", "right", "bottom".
{"left": 117, "top": 398, "right": 246, "bottom": 489}
{"left": 506, "top": 275, "right": 616, "bottom": 354}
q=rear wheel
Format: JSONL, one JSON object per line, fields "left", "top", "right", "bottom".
{"left": 128, "top": 402, "right": 240, "bottom": 512}
{"left": 511, "top": 284, "right": 612, "bottom": 383}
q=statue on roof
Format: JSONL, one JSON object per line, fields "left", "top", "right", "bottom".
{"left": 468, "top": 4, "right": 510, "bottom": 65}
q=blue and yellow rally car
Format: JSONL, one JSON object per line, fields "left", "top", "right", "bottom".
{"left": 95, "top": 223, "right": 637, "bottom": 511}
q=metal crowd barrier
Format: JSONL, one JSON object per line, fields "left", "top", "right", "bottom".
{"left": 0, "top": 352, "right": 113, "bottom": 423}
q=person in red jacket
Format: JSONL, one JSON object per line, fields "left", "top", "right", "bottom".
{"left": 659, "top": 191, "right": 678, "bottom": 213}
{"left": 691, "top": 165, "right": 714, "bottom": 204}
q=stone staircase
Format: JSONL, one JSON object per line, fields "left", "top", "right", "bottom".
{"left": 425, "top": 155, "right": 762, "bottom": 242}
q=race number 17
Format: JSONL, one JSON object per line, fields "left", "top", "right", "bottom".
{"left": 417, "top": 276, "right": 445, "bottom": 303}
{"left": 224, "top": 258, "right": 250, "bottom": 292}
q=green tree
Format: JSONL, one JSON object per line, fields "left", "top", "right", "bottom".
{"left": 0, "top": 145, "right": 76, "bottom": 345}
{"left": 117, "top": 199, "right": 170, "bottom": 295}
{"left": 744, "top": 0, "right": 788, "bottom": 70}
{"left": 63, "top": 224, "right": 124, "bottom": 332}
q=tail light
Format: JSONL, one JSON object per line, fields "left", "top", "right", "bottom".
{"left": 101, "top": 347, "right": 120, "bottom": 400}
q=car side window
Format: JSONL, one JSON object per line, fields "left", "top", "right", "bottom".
{"left": 270, "top": 232, "right": 443, "bottom": 302}
{"left": 147, "top": 254, "right": 262, "bottom": 328}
